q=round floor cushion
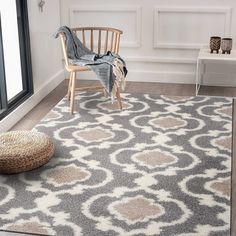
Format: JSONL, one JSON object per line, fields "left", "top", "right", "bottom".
{"left": 0, "top": 131, "right": 54, "bottom": 174}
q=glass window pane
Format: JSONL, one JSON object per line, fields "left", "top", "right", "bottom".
{"left": 0, "top": 0, "right": 23, "bottom": 101}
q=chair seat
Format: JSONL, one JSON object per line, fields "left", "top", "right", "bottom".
{"left": 66, "top": 64, "right": 90, "bottom": 72}
{"left": 0, "top": 131, "right": 54, "bottom": 174}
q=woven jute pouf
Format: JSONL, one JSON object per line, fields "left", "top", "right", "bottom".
{"left": 0, "top": 131, "right": 54, "bottom": 174}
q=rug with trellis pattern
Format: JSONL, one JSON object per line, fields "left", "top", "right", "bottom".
{"left": 0, "top": 93, "right": 232, "bottom": 236}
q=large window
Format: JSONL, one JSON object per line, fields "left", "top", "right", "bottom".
{"left": 0, "top": 0, "right": 33, "bottom": 120}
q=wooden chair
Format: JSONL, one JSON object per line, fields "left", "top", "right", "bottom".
{"left": 58, "top": 27, "right": 123, "bottom": 114}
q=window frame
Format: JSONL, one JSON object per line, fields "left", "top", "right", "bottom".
{"left": 0, "top": 0, "right": 33, "bottom": 120}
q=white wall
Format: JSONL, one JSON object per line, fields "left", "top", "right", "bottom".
{"left": 27, "top": 0, "right": 63, "bottom": 91}
{"left": 60, "top": 0, "right": 236, "bottom": 86}
{"left": 0, "top": 0, "right": 64, "bottom": 131}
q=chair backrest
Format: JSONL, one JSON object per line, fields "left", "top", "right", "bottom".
{"left": 59, "top": 27, "right": 123, "bottom": 68}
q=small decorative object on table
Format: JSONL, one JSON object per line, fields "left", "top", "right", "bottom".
{"left": 210, "top": 36, "right": 221, "bottom": 53}
{"left": 221, "top": 38, "right": 233, "bottom": 54}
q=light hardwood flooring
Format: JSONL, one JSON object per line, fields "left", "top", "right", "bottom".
{"left": 1, "top": 80, "right": 235, "bottom": 236}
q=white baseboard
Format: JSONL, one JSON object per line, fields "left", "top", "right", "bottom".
{"left": 0, "top": 69, "right": 65, "bottom": 132}
{"left": 125, "top": 71, "right": 195, "bottom": 84}
{"left": 74, "top": 69, "right": 236, "bottom": 88}
{"left": 66, "top": 69, "right": 236, "bottom": 89}
{"left": 76, "top": 70, "right": 196, "bottom": 84}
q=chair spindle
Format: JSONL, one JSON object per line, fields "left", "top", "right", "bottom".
{"left": 116, "top": 34, "right": 120, "bottom": 54}
{"left": 98, "top": 30, "right": 101, "bottom": 54}
{"left": 90, "top": 29, "right": 94, "bottom": 51}
{"left": 82, "top": 30, "right": 86, "bottom": 46}
{"left": 104, "top": 30, "right": 108, "bottom": 53}
{"left": 114, "top": 33, "right": 118, "bottom": 52}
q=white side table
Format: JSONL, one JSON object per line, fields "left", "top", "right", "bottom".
{"left": 196, "top": 48, "right": 236, "bottom": 95}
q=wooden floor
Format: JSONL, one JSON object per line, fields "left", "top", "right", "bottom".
{"left": 1, "top": 80, "right": 235, "bottom": 236}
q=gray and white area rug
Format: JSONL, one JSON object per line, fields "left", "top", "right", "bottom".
{"left": 0, "top": 93, "right": 232, "bottom": 236}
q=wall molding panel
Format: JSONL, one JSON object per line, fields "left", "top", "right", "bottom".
{"left": 154, "top": 7, "right": 232, "bottom": 49}
{"left": 69, "top": 6, "right": 142, "bottom": 48}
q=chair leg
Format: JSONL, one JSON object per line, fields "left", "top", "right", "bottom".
{"left": 116, "top": 87, "right": 122, "bottom": 110}
{"left": 67, "top": 72, "right": 72, "bottom": 101}
{"left": 70, "top": 72, "right": 76, "bottom": 114}
{"left": 103, "top": 88, "right": 108, "bottom": 98}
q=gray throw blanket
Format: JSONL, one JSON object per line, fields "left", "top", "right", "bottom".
{"left": 54, "top": 26, "right": 127, "bottom": 96}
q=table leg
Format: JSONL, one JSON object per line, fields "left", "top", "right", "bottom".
{"left": 200, "top": 62, "right": 205, "bottom": 87}
{"left": 196, "top": 58, "right": 201, "bottom": 96}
